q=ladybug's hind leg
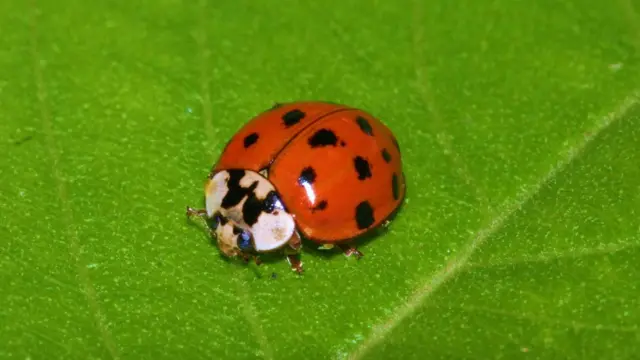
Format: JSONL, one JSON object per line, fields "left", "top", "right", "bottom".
{"left": 337, "top": 243, "right": 364, "bottom": 259}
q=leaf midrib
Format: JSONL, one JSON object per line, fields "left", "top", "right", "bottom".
{"left": 346, "top": 91, "right": 640, "bottom": 360}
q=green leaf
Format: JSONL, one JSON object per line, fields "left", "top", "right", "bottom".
{"left": 1, "top": 0, "right": 639, "bottom": 359}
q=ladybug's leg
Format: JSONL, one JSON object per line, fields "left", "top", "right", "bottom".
{"left": 286, "top": 255, "right": 303, "bottom": 274}
{"left": 186, "top": 206, "right": 207, "bottom": 218}
{"left": 240, "top": 252, "right": 262, "bottom": 266}
{"left": 287, "top": 231, "right": 302, "bottom": 252}
{"left": 283, "top": 231, "right": 303, "bottom": 274}
{"left": 337, "top": 243, "right": 364, "bottom": 259}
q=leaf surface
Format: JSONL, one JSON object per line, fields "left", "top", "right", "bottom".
{"left": 1, "top": 0, "right": 639, "bottom": 359}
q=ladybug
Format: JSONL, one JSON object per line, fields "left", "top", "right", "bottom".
{"left": 187, "top": 101, "right": 406, "bottom": 273}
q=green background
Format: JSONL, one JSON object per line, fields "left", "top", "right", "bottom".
{"left": 1, "top": 0, "right": 639, "bottom": 359}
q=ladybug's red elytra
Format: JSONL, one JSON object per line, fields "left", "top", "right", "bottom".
{"left": 187, "top": 101, "right": 406, "bottom": 273}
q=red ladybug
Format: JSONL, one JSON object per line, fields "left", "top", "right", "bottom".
{"left": 187, "top": 101, "right": 406, "bottom": 273}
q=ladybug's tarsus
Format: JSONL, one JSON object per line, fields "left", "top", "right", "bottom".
{"left": 338, "top": 243, "right": 364, "bottom": 259}
{"left": 286, "top": 254, "right": 304, "bottom": 274}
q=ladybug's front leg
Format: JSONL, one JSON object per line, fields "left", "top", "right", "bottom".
{"left": 186, "top": 206, "right": 207, "bottom": 218}
{"left": 240, "top": 252, "right": 262, "bottom": 266}
{"left": 284, "top": 231, "right": 304, "bottom": 274}
{"left": 285, "top": 253, "right": 303, "bottom": 274}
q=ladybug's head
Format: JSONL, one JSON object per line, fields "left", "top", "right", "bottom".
{"left": 204, "top": 169, "right": 296, "bottom": 255}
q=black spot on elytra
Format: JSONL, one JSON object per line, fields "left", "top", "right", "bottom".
{"left": 298, "top": 167, "right": 316, "bottom": 185}
{"left": 340, "top": 140, "right": 346, "bottom": 147}
{"left": 354, "top": 156, "right": 372, "bottom": 180}
{"left": 282, "top": 109, "right": 306, "bottom": 127}
{"left": 391, "top": 136, "right": 400, "bottom": 151}
{"left": 308, "top": 129, "right": 338, "bottom": 147}
{"left": 356, "top": 116, "right": 373, "bottom": 136}
{"left": 311, "top": 200, "right": 328, "bottom": 212}
{"left": 221, "top": 170, "right": 250, "bottom": 209}
{"left": 392, "top": 173, "right": 399, "bottom": 201}
{"left": 355, "top": 201, "right": 375, "bottom": 230}
{"left": 243, "top": 133, "right": 259, "bottom": 148}
{"left": 381, "top": 148, "right": 392, "bottom": 163}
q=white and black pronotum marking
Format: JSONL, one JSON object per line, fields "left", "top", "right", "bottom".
{"left": 205, "top": 169, "right": 296, "bottom": 255}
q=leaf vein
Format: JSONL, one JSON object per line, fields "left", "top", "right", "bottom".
{"left": 410, "top": 0, "right": 491, "bottom": 212}
{"left": 457, "top": 304, "right": 639, "bottom": 333}
{"left": 196, "top": 4, "right": 273, "bottom": 359}
{"left": 348, "top": 89, "right": 640, "bottom": 359}
{"left": 466, "top": 240, "right": 640, "bottom": 270}
{"left": 29, "top": 2, "right": 120, "bottom": 359}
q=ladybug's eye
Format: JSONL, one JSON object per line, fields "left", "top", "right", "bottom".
{"left": 238, "top": 230, "right": 254, "bottom": 252}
